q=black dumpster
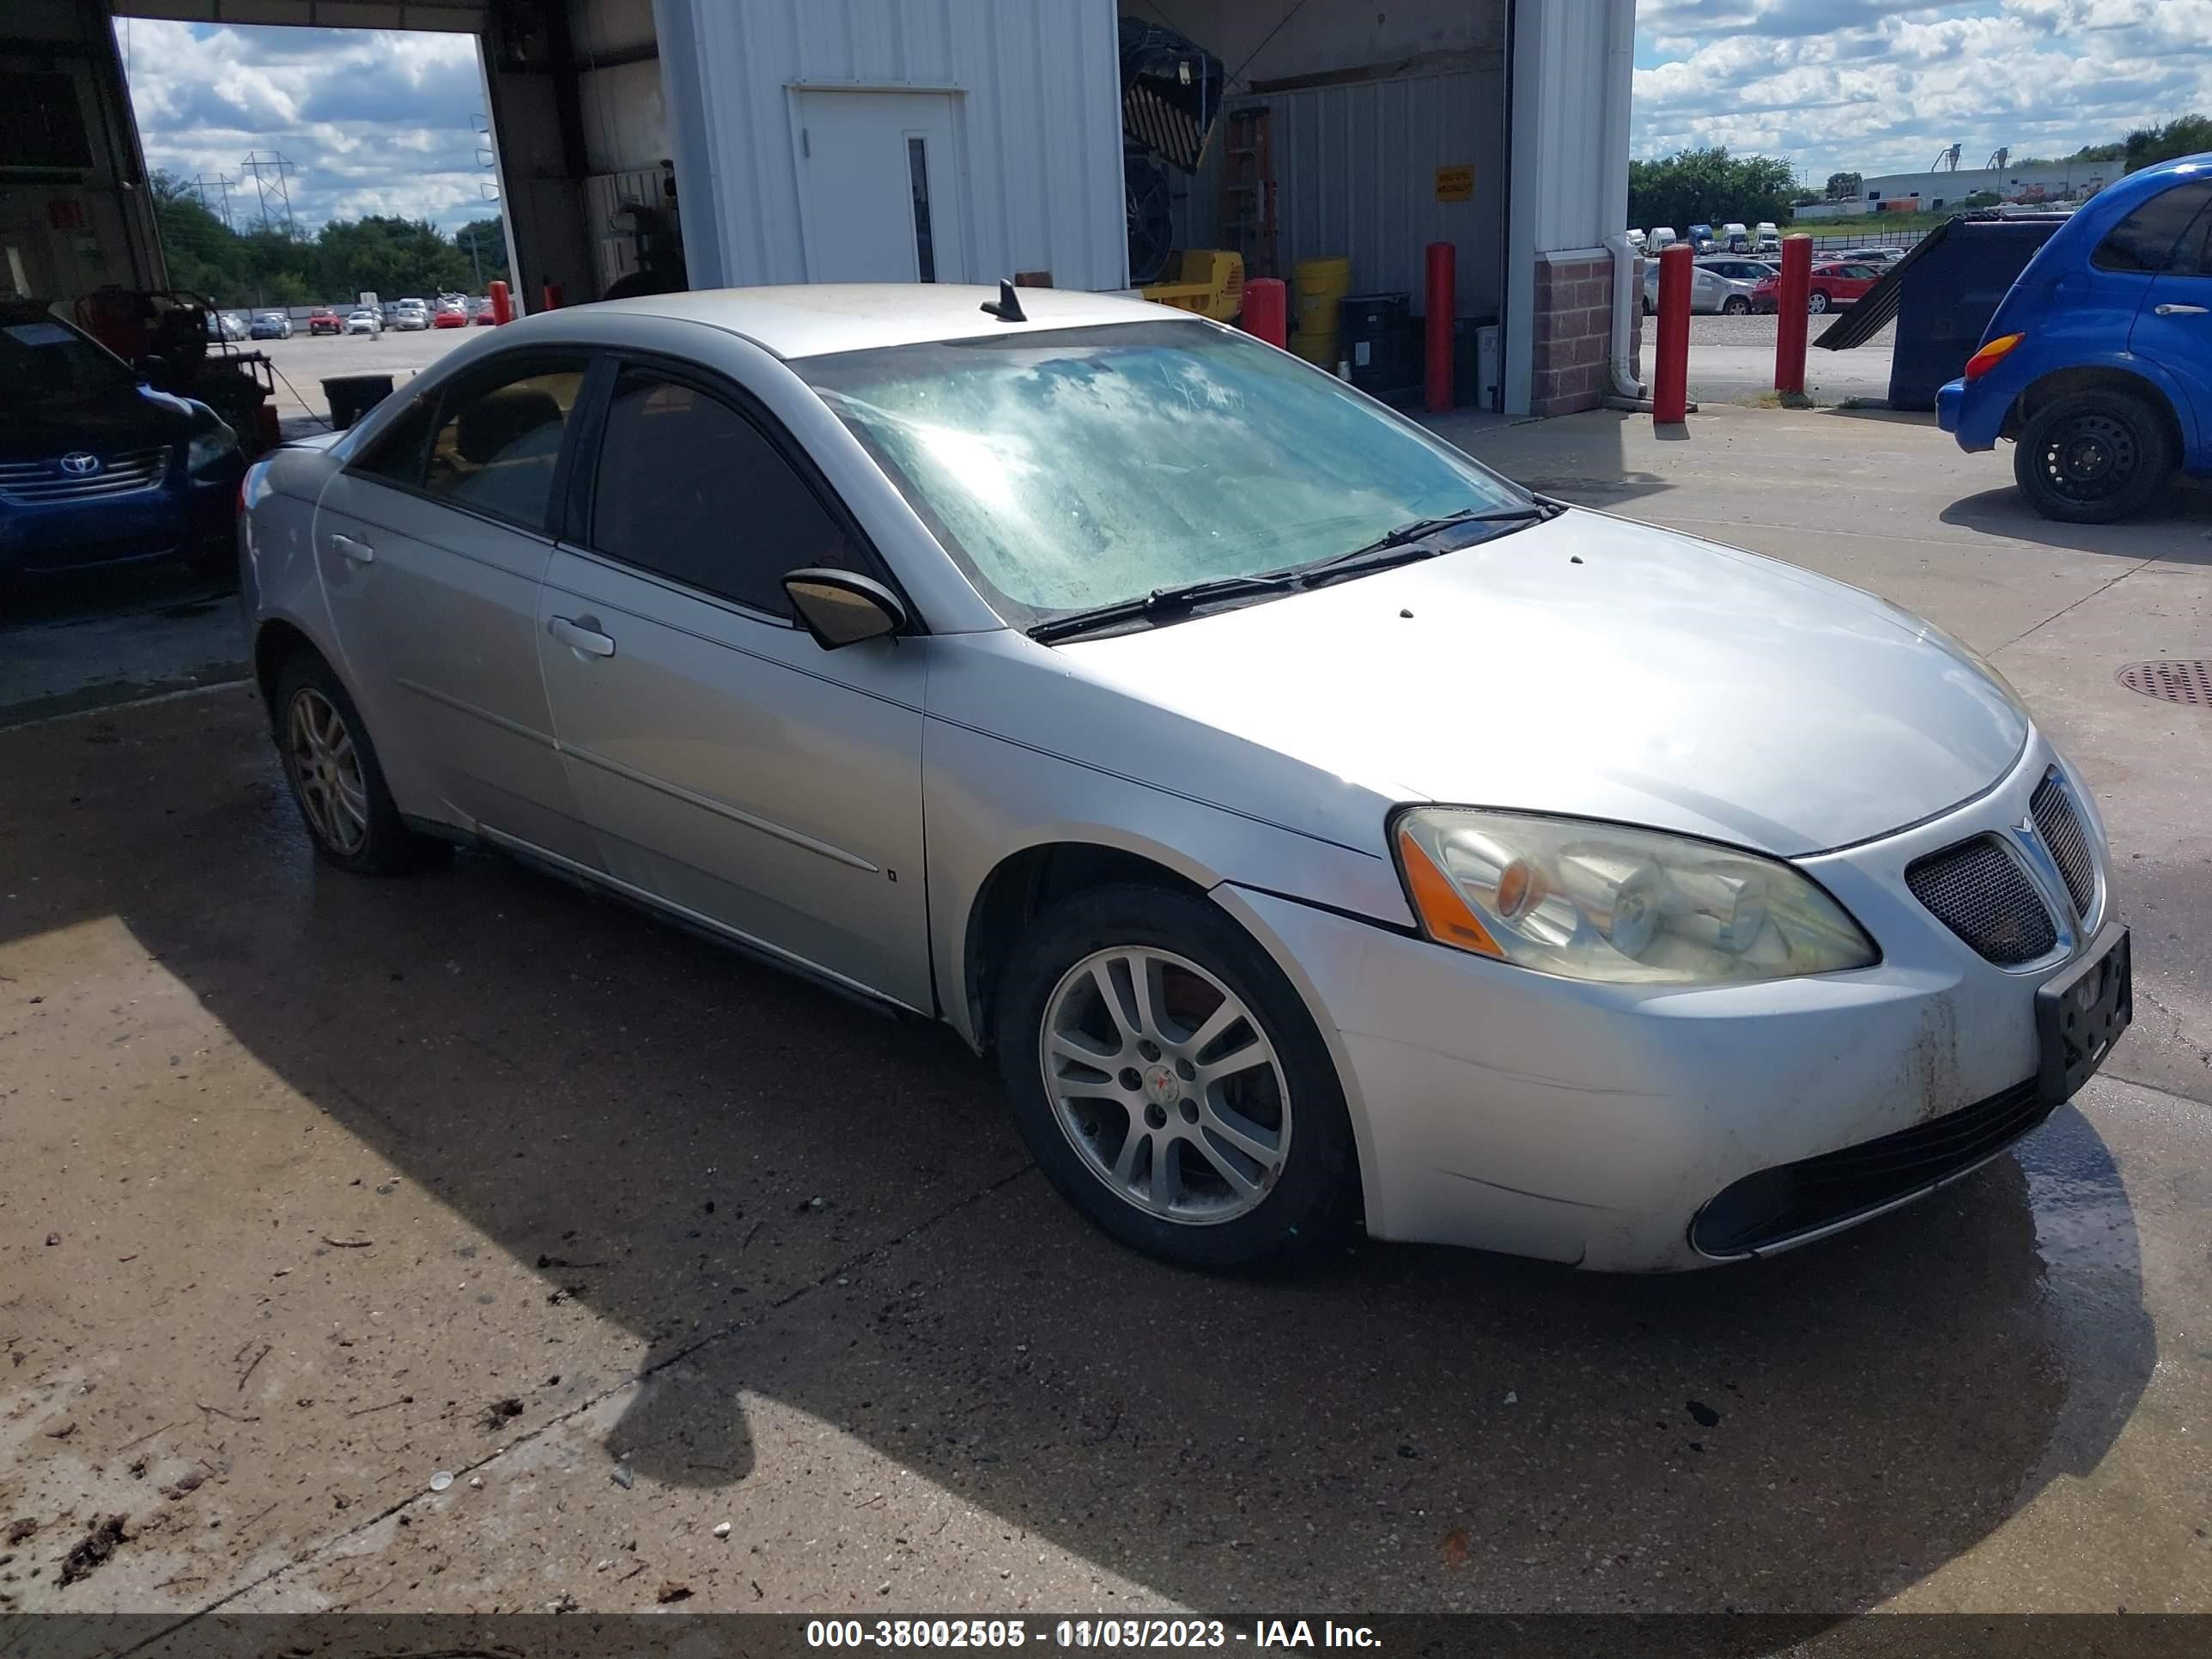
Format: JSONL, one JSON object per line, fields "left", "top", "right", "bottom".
{"left": 323, "top": 373, "right": 395, "bottom": 431}
{"left": 1814, "top": 214, "right": 2068, "bottom": 410}
{"left": 1339, "top": 292, "right": 1416, "bottom": 401}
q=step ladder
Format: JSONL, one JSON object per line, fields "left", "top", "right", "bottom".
{"left": 1217, "top": 106, "right": 1278, "bottom": 279}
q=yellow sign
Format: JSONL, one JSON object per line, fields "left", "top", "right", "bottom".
{"left": 1435, "top": 165, "right": 1474, "bottom": 203}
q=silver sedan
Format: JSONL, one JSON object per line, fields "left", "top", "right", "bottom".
{"left": 238, "top": 284, "right": 2130, "bottom": 1272}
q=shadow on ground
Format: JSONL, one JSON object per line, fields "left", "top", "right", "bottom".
{"left": 0, "top": 692, "right": 2160, "bottom": 1613}
{"left": 1940, "top": 481, "right": 2212, "bottom": 564}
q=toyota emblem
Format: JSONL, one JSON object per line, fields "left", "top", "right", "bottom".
{"left": 58, "top": 451, "right": 101, "bottom": 477}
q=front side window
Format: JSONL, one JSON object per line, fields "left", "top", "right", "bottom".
{"left": 421, "top": 361, "right": 587, "bottom": 531}
{"left": 2093, "top": 180, "right": 2212, "bottom": 274}
{"left": 588, "top": 368, "right": 856, "bottom": 617}
{"left": 797, "top": 321, "right": 1528, "bottom": 624}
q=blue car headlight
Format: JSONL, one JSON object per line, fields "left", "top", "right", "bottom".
{"left": 187, "top": 419, "right": 239, "bottom": 474}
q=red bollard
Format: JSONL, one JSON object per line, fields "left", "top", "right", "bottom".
{"left": 1774, "top": 234, "right": 1814, "bottom": 394}
{"left": 542, "top": 282, "right": 565, "bottom": 311}
{"left": 1653, "top": 243, "right": 1692, "bottom": 425}
{"left": 1424, "top": 241, "right": 1456, "bottom": 413}
{"left": 487, "top": 279, "right": 512, "bottom": 325}
{"left": 1242, "top": 277, "right": 1287, "bottom": 349}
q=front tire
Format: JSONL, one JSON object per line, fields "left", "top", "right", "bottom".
{"left": 2013, "top": 387, "right": 2174, "bottom": 524}
{"left": 1723, "top": 295, "right": 1750, "bottom": 315}
{"left": 994, "top": 884, "right": 1358, "bottom": 1271}
{"left": 273, "top": 653, "right": 447, "bottom": 875}
{"left": 1807, "top": 290, "right": 1830, "bottom": 313}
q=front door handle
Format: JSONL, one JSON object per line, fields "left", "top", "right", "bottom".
{"left": 547, "top": 615, "right": 616, "bottom": 659}
{"left": 2154, "top": 303, "right": 2209, "bottom": 316}
{"left": 331, "top": 532, "right": 374, "bottom": 564}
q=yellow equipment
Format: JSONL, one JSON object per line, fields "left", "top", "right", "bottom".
{"left": 1140, "top": 249, "right": 1245, "bottom": 320}
{"left": 1289, "top": 255, "right": 1352, "bottom": 365}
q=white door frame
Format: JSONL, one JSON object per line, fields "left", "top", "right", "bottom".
{"left": 786, "top": 83, "right": 971, "bottom": 286}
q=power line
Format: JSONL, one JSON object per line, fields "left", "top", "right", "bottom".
{"left": 239, "top": 149, "right": 298, "bottom": 235}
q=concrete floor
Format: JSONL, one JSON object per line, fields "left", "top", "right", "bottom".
{"left": 1, "top": 404, "right": 2208, "bottom": 1620}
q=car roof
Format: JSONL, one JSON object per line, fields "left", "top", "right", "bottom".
{"left": 572, "top": 283, "right": 1176, "bottom": 360}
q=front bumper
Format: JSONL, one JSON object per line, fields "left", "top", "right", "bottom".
{"left": 1218, "top": 731, "right": 2113, "bottom": 1272}
{"left": 0, "top": 460, "right": 240, "bottom": 575}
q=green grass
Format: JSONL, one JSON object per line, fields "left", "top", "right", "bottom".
{"left": 1784, "top": 210, "right": 1952, "bottom": 236}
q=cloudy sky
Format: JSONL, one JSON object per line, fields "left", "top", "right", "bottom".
{"left": 1635, "top": 0, "right": 2212, "bottom": 184}
{"left": 115, "top": 19, "right": 494, "bottom": 234}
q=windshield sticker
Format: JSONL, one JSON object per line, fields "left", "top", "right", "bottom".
{"left": 5, "top": 321, "right": 77, "bottom": 347}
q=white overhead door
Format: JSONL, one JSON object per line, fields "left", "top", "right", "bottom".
{"left": 794, "top": 90, "right": 966, "bottom": 284}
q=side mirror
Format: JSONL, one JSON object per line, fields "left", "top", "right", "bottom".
{"left": 782, "top": 568, "right": 908, "bottom": 649}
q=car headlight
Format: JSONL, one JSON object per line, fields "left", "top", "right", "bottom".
{"left": 1394, "top": 807, "right": 1877, "bottom": 987}
{"left": 187, "top": 420, "right": 238, "bottom": 473}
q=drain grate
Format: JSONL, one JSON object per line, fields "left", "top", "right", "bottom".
{"left": 2117, "top": 659, "right": 2212, "bottom": 707}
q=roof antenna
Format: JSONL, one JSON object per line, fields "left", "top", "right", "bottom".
{"left": 980, "top": 278, "right": 1027, "bottom": 323}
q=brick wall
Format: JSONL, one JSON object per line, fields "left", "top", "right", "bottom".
{"left": 1530, "top": 252, "right": 1617, "bottom": 416}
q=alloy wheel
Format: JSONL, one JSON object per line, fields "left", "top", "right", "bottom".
{"left": 286, "top": 687, "right": 370, "bottom": 854}
{"left": 1039, "top": 946, "right": 1291, "bottom": 1224}
{"left": 2034, "top": 409, "right": 2140, "bottom": 506}
{"left": 1808, "top": 291, "right": 1830, "bottom": 313}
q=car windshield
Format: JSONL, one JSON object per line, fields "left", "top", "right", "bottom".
{"left": 798, "top": 321, "right": 1529, "bottom": 623}
{"left": 2, "top": 315, "right": 135, "bottom": 404}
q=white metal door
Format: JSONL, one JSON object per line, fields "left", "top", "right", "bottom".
{"left": 795, "top": 91, "right": 965, "bottom": 284}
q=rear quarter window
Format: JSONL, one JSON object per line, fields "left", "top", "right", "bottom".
{"left": 2092, "top": 181, "right": 2212, "bottom": 273}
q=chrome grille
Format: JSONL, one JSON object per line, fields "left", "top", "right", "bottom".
{"left": 0, "top": 447, "right": 171, "bottom": 503}
{"left": 2030, "top": 770, "right": 2095, "bottom": 917}
{"left": 1906, "top": 837, "right": 2057, "bottom": 966}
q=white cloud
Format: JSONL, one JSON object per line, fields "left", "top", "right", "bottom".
{"left": 116, "top": 20, "right": 494, "bottom": 233}
{"left": 1634, "top": 0, "right": 2212, "bottom": 183}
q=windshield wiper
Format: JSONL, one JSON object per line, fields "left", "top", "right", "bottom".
{"left": 1295, "top": 502, "right": 1564, "bottom": 586}
{"left": 1026, "top": 571, "right": 1301, "bottom": 644}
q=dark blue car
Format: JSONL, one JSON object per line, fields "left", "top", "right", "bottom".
{"left": 0, "top": 301, "right": 243, "bottom": 582}
{"left": 1940, "top": 154, "right": 2212, "bottom": 522}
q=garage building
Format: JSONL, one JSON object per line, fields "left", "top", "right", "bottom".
{"left": 4, "top": 0, "right": 1635, "bottom": 416}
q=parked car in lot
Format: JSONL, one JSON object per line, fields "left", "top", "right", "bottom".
{"left": 239, "top": 284, "right": 2129, "bottom": 1273}
{"left": 1839, "top": 246, "right": 1906, "bottom": 265}
{"left": 0, "top": 299, "right": 243, "bottom": 581}
{"left": 1644, "top": 259, "right": 1761, "bottom": 314}
{"left": 250, "top": 310, "right": 293, "bottom": 340}
{"left": 1942, "top": 150, "right": 2212, "bottom": 523}
{"left": 473, "top": 304, "right": 500, "bottom": 325}
{"left": 432, "top": 297, "right": 469, "bottom": 328}
{"left": 345, "top": 308, "right": 383, "bottom": 336}
{"left": 207, "top": 310, "right": 248, "bottom": 343}
{"left": 308, "top": 307, "right": 343, "bottom": 337}
{"left": 392, "top": 301, "right": 430, "bottom": 331}
{"left": 1698, "top": 258, "right": 1778, "bottom": 284}
{"left": 1752, "top": 261, "right": 1881, "bottom": 313}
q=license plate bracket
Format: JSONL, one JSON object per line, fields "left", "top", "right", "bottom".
{"left": 2036, "top": 924, "right": 2131, "bottom": 1103}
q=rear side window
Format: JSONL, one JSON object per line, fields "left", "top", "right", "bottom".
{"left": 420, "top": 360, "right": 588, "bottom": 532}
{"left": 2093, "top": 181, "right": 2212, "bottom": 273}
{"left": 587, "top": 368, "right": 859, "bottom": 617}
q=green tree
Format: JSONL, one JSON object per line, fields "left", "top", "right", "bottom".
{"left": 315, "top": 216, "right": 472, "bottom": 301}
{"left": 1628, "top": 148, "right": 1800, "bottom": 233}
{"left": 2124, "top": 114, "right": 2212, "bottom": 173}
{"left": 451, "top": 217, "right": 509, "bottom": 289}
{"left": 1824, "top": 170, "right": 1862, "bottom": 201}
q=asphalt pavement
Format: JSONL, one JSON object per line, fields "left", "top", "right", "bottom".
{"left": 0, "top": 401, "right": 2206, "bottom": 1622}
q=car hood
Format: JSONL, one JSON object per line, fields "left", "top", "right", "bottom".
{"left": 0, "top": 381, "right": 200, "bottom": 462}
{"left": 1052, "top": 511, "right": 2027, "bottom": 858}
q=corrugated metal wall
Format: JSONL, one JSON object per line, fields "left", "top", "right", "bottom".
{"left": 1173, "top": 66, "right": 1508, "bottom": 319}
{"left": 653, "top": 0, "right": 1127, "bottom": 291}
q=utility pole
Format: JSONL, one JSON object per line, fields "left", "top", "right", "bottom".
{"left": 239, "top": 150, "right": 298, "bottom": 236}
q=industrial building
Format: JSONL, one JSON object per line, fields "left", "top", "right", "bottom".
{"left": 3, "top": 0, "right": 1638, "bottom": 416}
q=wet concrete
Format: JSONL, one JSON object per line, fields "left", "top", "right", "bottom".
{"left": 1, "top": 406, "right": 2209, "bottom": 1619}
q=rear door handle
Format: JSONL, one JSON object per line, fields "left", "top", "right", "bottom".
{"left": 330, "top": 532, "right": 374, "bottom": 564}
{"left": 547, "top": 615, "right": 616, "bottom": 659}
{"left": 2154, "top": 303, "right": 2209, "bottom": 316}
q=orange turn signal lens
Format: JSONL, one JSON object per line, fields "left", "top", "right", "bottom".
{"left": 1397, "top": 828, "right": 1503, "bottom": 958}
{"left": 1963, "top": 332, "right": 2025, "bottom": 380}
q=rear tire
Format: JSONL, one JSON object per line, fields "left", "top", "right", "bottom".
{"left": 1807, "top": 290, "right": 1830, "bottom": 313}
{"left": 2013, "top": 387, "right": 2174, "bottom": 525}
{"left": 272, "top": 652, "right": 447, "bottom": 875}
{"left": 994, "top": 884, "right": 1358, "bottom": 1272}
{"left": 1723, "top": 295, "right": 1750, "bottom": 315}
